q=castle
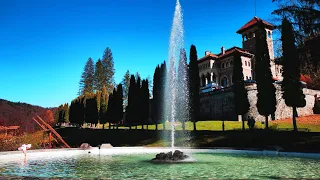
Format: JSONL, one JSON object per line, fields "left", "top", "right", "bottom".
{"left": 197, "top": 17, "right": 283, "bottom": 88}
{"left": 197, "top": 17, "right": 320, "bottom": 121}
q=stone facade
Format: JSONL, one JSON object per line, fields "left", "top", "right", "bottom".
{"left": 199, "top": 85, "right": 320, "bottom": 122}
{"left": 198, "top": 47, "right": 254, "bottom": 88}
{"left": 198, "top": 17, "right": 283, "bottom": 89}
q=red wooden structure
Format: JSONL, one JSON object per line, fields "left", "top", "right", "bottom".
{"left": 32, "top": 116, "right": 70, "bottom": 148}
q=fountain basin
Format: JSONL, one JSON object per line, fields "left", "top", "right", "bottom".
{"left": 0, "top": 147, "right": 319, "bottom": 179}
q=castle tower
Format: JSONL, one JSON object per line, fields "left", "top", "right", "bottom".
{"left": 236, "top": 17, "right": 278, "bottom": 80}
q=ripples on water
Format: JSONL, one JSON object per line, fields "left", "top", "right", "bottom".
{"left": 0, "top": 153, "right": 319, "bottom": 179}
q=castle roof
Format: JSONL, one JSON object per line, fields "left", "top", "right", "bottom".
{"left": 236, "top": 16, "right": 274, "bottom": 34}
{"left": 198, "top": 46, "right": 253, "bottom": 63}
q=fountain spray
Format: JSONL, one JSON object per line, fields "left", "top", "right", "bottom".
{"left": 164, "top": 0, "right": 188, "bottom": 154}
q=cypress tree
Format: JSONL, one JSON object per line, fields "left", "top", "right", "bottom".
{"left": 232, "top": 51, "right": 250, "bottom": 130}
{"left": 63, "top": 103, "right": 69, "bottom": 123}
{"left": 94, "top": 59, "right": 107, "bottom": 92}
{"left": 152, "top": 66, "right": 160, "bottom": 130}
{"left": 85, "top": 96, "right": 98, "bottom": 127}
{"left": 144, "top": 79, "right": 150, "bottom": 129}
{"left": 106, "top": 92, "right": 115, "bottom": 129}
{"left": 102, "top": 47, "right": 115, "bottom": 94}
{"left": 56, "top": 105, "right": 65, "bottom": 123}
{"left": 116, "top": 84, "right": 124, "bottom": 128}
{"left": 177, "top": 48, "right": 189, "bottom": 130}
{"left": 135, "top": 75, "right": 141, "bottom": 128}
{"left": 160, "top": 61, "right": 167, "bottom": 129}
{"left": 281, "top": 18, "right": 306, "bottom": 131}
{"left": 69, "top": 101, "right": 76, "bottom": 124}
{"left": 78, "top": 96, "right": 86, "bottom": 126}
{"left": 255, "top": 21, "right": 277, "bottom": 129}
{"left": 126, "top": 75, "right": 136, "bottom": 129}
{"left": 54, "top": 105, "right": 63, "bottom": 123}
{"left": 79, "top": 57, "right": 95, "bottom": 95}
{"left": 122, "top": 70, "right": 130, "bottom": 108}
{"left": 100, "top": 86, "right": 108, "bottom": 129}
{"left": 95, "top": 91, "right": 101, "bottom": 112}
{"left": 189, "top": 45, "right": 200, "bottom": 131}
{"left": 140, "top": 79, "right": 149, "bottom": 129}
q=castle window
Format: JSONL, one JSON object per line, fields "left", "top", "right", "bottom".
{"left": 222, "top": 63, "right": 225, "bottom": 69}
{"left": 246, "top": 76, "right": 249, "bottom": 80}
{"left": 248, "top": 62, "right": 251, "bottom": 67}
{"left": 230, "top": 60, "right": 233, "bottom": 66}
{"left": 226, "top": 62, "right": 229, "bottom": 68}
{"left": 245, "top": 61, "right": 247, "bottom": 66}
{"left": 268, "top": 31, "right": 272, "bottom": 38}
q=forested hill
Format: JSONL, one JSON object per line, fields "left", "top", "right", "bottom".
{"left": 0, "top": 99, "right": 56, "bottom": 133}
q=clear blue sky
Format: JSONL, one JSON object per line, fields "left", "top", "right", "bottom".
{"left": 0, "top": 0, "right": 277, "bottom": 108}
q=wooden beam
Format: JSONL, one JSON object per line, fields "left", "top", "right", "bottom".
{"left": 32, "top": 118, "right": 48, "bottom": 131}
{"left": 36, "top": 116, "right": 70, "bottom": 148}
{"left": 49, "top": 132, "right": 52, "bottom": 149}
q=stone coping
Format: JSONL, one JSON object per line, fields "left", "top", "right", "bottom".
{"left": 1, "top": 147, "right": 320, "bottom": 159}
{"left": 0, "top": 147, "right": 319, "bottom": 179}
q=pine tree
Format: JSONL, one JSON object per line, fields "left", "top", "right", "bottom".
{"left": 281, "top": 17, "right": 306, "bottom": 131}
{"left": 232, "top": 51, "right": 250, "bottom": 130}
{"left": 177, "top": 48, "right": 189, "bottom": 130}
{"left": 102, "top": 47, "right": 115, "bottom": 94}
{"left": 255, "top": 22, "right": 277, "bottom": 129}
{"left": 94, "top": 59, "right": 107, "bottom": 92}
{"left": 189, "top": 45, "right": 200, "bottom": 131}
{"left": 122, "top": 70, "right": 130, "bottom": 108}
{"left": 79, "top": 58, "right": 95, "bottom": 95}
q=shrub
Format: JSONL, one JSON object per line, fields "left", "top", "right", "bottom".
{"left": 314, "top": 96, "right": 320, "bottom": 114}
{"left": 247, "top": 117, "right": 256, "bottom": 130}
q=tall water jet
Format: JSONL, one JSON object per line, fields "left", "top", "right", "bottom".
{"left": 163, "top": 0, "right": 189, "bottom": 153}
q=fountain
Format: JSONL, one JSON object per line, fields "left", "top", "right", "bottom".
{"left": 1, "top": 1, "right": 320, "bottom": 179}
{"left": 153, "top": 0, "right": 190, "bottom": 162}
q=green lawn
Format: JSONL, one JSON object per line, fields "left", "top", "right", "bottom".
{"left": 90, "top": 120, "right": 320, "bottom": 132}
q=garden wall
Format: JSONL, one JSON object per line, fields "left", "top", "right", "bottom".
{"left": 200, "top": 84, "right": 320, "bottom": 122}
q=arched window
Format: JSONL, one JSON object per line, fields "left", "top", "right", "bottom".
{"left": 226, "top": 62, "right": 229, "bottom": 68}
{"left": 221, "top": 76, "right": 228, "bottom": 87}
{"left": 245, "top": 61, "right": 247, "bottom": 66}
{"left": 206, "top": 73, "right": 211, "bottom": 83}
{"left": 248, "top": 62, "right": 251, "bottom": 67}
{"left": 222, "top": 63, "right": 225, "bottom": 69}
{"left": 230, "top": 60, "right": 233, "bottom": 66}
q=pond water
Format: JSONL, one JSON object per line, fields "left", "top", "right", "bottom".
{"left": 0, "top": 149, "right": 319, "bottom": 179}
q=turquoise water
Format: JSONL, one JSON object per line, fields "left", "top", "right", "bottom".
{"left": 0, "top": 152, "right": 319, "bottom": 179}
